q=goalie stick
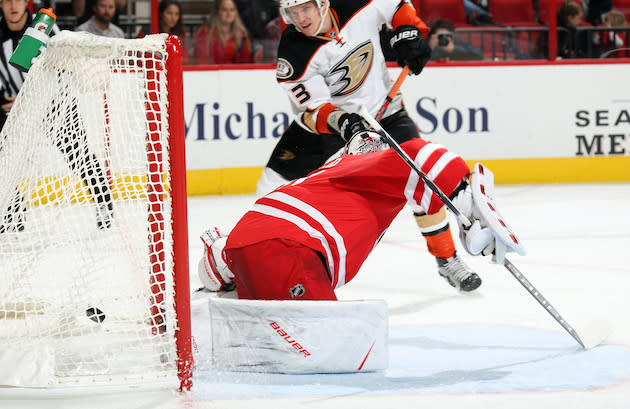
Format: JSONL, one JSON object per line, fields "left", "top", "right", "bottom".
{"left": 358, "top": 104, "right": 610, "bottom": 350}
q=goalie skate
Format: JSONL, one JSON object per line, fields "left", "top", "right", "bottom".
{"left": 437, "top": 252, "right": 481, "bottom": 292}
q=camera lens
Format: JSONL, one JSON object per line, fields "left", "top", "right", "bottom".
{"left": 437, "top": 33, "right": 453, "bottom": 47}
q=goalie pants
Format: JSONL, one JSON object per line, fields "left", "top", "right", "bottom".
{"left": 224, "top": 238, "right": 336, "bottom": 301}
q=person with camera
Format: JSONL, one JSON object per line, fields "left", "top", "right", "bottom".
{"left": 427, "top": 19, "right": 483, "bottom": 61}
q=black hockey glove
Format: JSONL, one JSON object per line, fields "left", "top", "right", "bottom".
{"left": 337, "top": 113, "right": 370, "bottom": 142}
{"left": 390, "top": 25, "right": 432, "bottom": 75}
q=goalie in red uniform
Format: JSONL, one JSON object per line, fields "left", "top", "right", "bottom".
{"left": 257, "top": 0, "right": 483, "bottom": 292}
{"left": 198, "top": 127, "right": 515, "bottom": 300}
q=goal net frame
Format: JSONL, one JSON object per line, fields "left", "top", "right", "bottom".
{"left": 0, "top": 32, "right": 192, "bottom": 391}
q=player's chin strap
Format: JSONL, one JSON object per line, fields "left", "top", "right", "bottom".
{"left": 358, "top": 103, "right": 607, "bottom": 350}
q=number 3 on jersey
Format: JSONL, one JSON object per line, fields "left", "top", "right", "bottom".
{"left": 290, "top": 83, "right": 311, "bottom": 105}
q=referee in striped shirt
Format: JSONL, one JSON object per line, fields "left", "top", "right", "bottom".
{"left": 0, "top": 0, "right": 114, "bottom": 232}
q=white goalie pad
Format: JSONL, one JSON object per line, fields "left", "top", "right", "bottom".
{"left": 210, "top": 296, "right": 389, "bottom": 373}
{"left": 466, "top": 163, "right": 526, "bottom": 264}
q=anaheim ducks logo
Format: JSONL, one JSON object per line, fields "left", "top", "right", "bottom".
{"left": 276, "top": 58, "right": 294, "bottom": 80}
{"left": 278, "top": 149, "right": 295, "bottom": 160}
{"left": 328, "top": 41, "right": 374, "bottom": 97}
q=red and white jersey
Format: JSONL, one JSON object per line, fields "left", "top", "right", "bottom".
{"left": 275, "top": 0, "right": 428, "bottom": 134}
{"left": 225, "top": 139, "right": 469, "bottom": 290}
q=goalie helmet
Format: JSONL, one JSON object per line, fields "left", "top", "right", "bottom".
{"left": 343, "top": 131, "right": 389, "bottom": 156}
{"left": 279, "top": 0, "right": 329, "bottom": 35}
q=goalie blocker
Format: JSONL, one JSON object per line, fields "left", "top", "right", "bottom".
{"left": 210, "top": 296, "right": 388, "bottom": 373}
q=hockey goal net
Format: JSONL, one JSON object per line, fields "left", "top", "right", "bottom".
{"left": 0, "top": 32, "right": 192, "bottom": 389}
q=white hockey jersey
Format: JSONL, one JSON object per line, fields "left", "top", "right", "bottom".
{"left": 275, "top": 0, "right": 428, "bottom": 134}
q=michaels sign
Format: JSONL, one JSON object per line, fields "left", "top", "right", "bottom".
{"left": 184, "top": 101, "right": 290, "bottom": 141}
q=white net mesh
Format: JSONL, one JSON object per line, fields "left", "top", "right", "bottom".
{"left": 0, "top": 31, "right": 181, "bottom": 387}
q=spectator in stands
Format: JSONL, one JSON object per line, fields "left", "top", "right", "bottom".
{"left": 233, "top": 0, "right": 277, "bottom": 39}
{"left": 75, "top": 0, "right": 125, "bottom": 38}
{"left": 584, "top": 0, "right": 613, "bottom": 26}
{"left": 193, "top": 0, "right": 252, "bottom": 64}
{"left": 138, "top": 0, "right": 189, "bottom": 63}
{"left": 72, "top": 0, "right": 126, "bottom": 26}
{"left": 258, "top": 15, "right": 281, "bottom": 63}
{"left": 427, "top": 19, "right": 484, "bottom": 61}
{"left": 463, "top": 0, "right": 495, "bottom": 25}
{"left": 233, "top": 0, "right": 278, "bottom": 61}
{"left": 593, "top": 9, "right": 628, "bottom": 57}
{"left": 532, "top": 0, "right": 586, "bottom": 58}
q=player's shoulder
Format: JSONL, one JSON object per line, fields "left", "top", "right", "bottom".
{"left": 331, "top": 0, "right": 373, "bottom": 26}
{"left": 276, "top": 25, "right": 325, "bottom": 82}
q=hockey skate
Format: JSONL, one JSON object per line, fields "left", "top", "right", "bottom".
{"left": 96, "top": 202, "right": 113, "bottom": 230}
{"left": 437, "top": 252, "right": 482, "bottom": 292}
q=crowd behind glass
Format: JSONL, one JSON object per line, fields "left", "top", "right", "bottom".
{"left": 33, "top": 0, "right": 630, "bottom": 63}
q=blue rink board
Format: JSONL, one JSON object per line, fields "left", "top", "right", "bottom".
{"left": 193, "top": 325, "right": 630, "bottom": 399}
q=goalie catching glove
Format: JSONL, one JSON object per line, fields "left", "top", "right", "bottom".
{"left": 198, "top": 227, "right": 235, "bottom": 291}
{"left": 390, "top": 25, "right": 431, "bottom": 75}
{"left": 454, "top": 163, "right": 526, "bottom": 264}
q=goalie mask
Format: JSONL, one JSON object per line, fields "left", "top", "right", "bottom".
{"left": 343, "top": 131, "right": 389, "bottom": 156}
{"left": 280, "top": 0, "right": 330, "bottom": 35}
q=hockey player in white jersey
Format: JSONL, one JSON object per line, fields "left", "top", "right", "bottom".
{"left": 257, "top": 0, "right": 481, "bottom": 291}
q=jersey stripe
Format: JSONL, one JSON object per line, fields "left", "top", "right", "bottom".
{"left": 427, "top": 151, "right": 458, "bottom": 182}
{"left": 421, "top": 151, "right": 456, "bottom": 210}
{"left": 404, "top": 142, "right": 443, "bottom": 210}
{"left": 266, "top": 191, "right": 348, "bottom": 288}
{"left": 251, "top": 203, "right": 338, "bottom": 285}
{"left": 0, "top": 40, "right": 22, "bottom": 96}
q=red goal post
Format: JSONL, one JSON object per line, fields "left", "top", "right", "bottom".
{"left": 165, "top": 33, "right": 194, "bottom": 392}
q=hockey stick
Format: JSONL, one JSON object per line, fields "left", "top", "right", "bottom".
{"left": 360, "top": 104, "right": 472, "bottom": 229}
{"left": 358, "top": 105, "right": 609, "bottom": 350}
{"left": 502, "top": 259, "right": 609, "bottom": 349}
{"left": 375, "top": 66, "right": 410, "bottom": 122}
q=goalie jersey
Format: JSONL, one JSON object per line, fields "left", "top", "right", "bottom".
{"left": 276, "top": 0, "right": 428, "bottom": 135}
{"left": 225, "top": 138, "right": 470, "bottom": 290}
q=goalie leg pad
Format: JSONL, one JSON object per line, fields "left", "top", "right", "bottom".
{"left": 210, "top": 296, "right": 389, "bottom": 373}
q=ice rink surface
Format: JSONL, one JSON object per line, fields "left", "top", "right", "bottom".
{"left": 3, "top": 182, "right": 630, "bottom": 408}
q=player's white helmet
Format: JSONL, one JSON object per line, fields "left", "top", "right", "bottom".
{"left": 279, "top": 0, "right": 330, "bottom": 35}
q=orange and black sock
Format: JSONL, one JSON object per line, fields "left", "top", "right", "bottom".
{"left": 413, "top": 207, "right": 456, "bottom": 260}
